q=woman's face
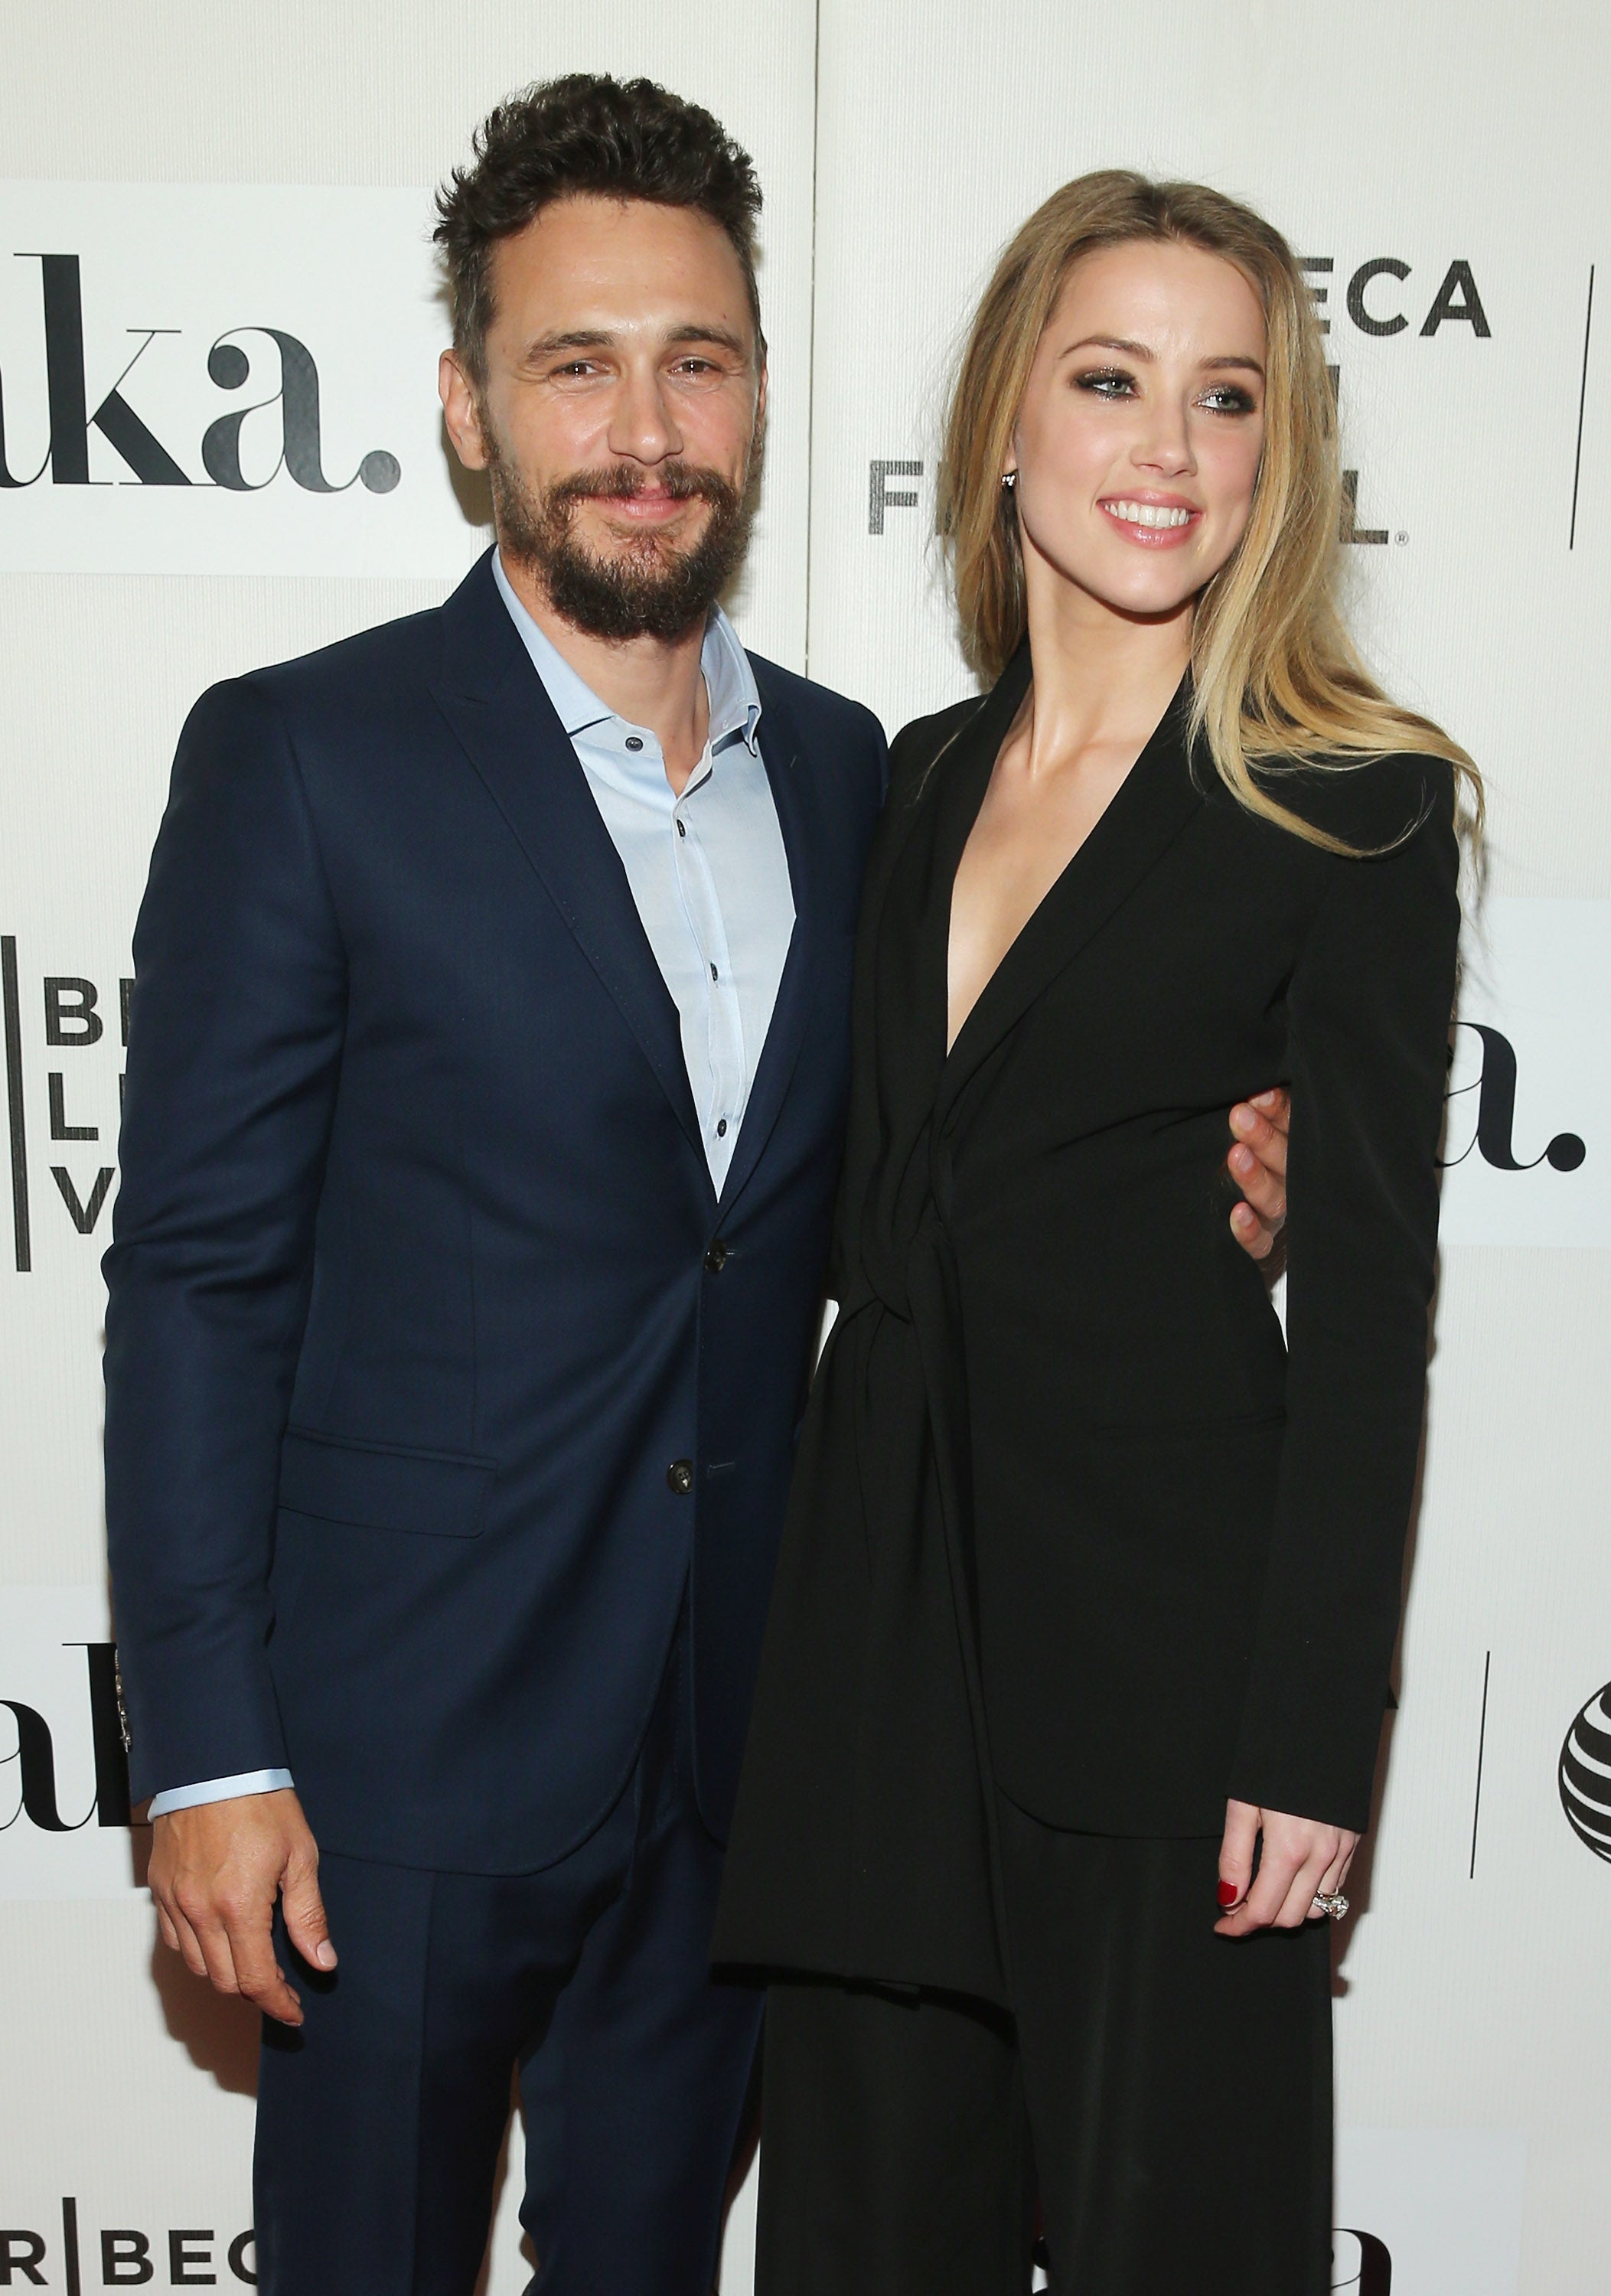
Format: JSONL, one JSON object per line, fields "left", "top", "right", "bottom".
{"left": 1009, "top": 240, "right": 1268, "bottom": 623}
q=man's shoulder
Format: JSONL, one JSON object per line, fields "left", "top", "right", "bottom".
{"left": 213, "top": 552, "right": 507, "bottom": 739}
{"left": 237, "top": 598, "right": 448, "bottom": 724}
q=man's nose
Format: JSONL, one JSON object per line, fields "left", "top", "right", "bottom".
{"left": 608, "top": 364, "right": 683, "bottom": 464}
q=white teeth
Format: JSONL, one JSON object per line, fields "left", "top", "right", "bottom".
{"left": 1105, "top": 500, "right": 1193, "bottom": 529}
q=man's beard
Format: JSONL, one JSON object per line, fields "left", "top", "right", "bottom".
{"left": 487, "top": 426, "right": 759, "bottom": 644}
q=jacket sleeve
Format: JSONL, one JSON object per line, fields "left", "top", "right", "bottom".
{"left": 103, "top": 677, "right": 346, "bottom": 1805}
{"left": 1228, "top": 762, "right": 1460, "bottom": 1831}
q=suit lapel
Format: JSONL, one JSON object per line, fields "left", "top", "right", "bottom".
{"left": 427, "top": 554, "right": 707, "bottom": 1172}
{"left": 716, "top": 667, "right": 817, "bottom": 1215}
{"left": 936, "top": 673, "right": 1205, "bottom": 1126}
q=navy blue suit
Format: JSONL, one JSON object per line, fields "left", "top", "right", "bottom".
{"left": 104, "top": 552, "right": 885, "bottom": 2292}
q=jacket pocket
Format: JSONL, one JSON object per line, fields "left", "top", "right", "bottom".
{"left": 278, "top": 1427, "right": 496, "bottom": 1538}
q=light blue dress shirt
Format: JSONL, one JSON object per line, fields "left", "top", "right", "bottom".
{"left": 147, "top": 556, "right": 795, "bottom": 1817}
{"left": 491, "top": 552, "right": 794, "bottom": 1193}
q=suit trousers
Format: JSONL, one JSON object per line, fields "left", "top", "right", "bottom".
{"left": 755, "top": 1797, "right": 1332, "bottom": 2296}
{"left": 255, "top": 1600, "right": 764, "bottom": 2296}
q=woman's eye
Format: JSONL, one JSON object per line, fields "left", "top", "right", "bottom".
{"left": 1202, "top": 385, "right": 1257, "bottom": 414}
{"left": 1074, "top": 368, "right": 1135, "bottom": 398}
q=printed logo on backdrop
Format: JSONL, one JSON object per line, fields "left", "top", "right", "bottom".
{"left": 0, "top": 1592, "right": 139, "bottom": 1902}
{"left": 0, "top": 184, "right": 490, "bottom": 577}
{"left": 0, "top": 251, "right": 400, "bottom": 498}
{"left": 1558, "top": 1682, "right": 1611, "bottom": 1861}
{"left": 1442, "top": 1022, "right": 1586, "bottom": 1176}
{"left": 1, "top": 938, "right": 129, "bottom": 1272}
{"left": 1439, "top": 899, "right": 1608, "bottom": 1248}
{"left": 1331, "top": 2232, "right": 1391, "bottom": 2293}
{"left": 0, "top": 2203, "right": 255, "bottom": 2288}
{"left": 866, "top": 253, "right": 1491, "bottom": 542}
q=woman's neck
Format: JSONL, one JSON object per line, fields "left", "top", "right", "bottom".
{"left": 1018, "top": 561, "right": 1194, "bottom": 778}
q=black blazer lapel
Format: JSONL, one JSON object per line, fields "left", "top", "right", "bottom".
{"left": 427, "top": 554, "right": 707, "bottom": 1172}
{"left": 937, "top": 676, "right": 1205, "bottom": 1124}
{"left": 716, "top": 666, "right": 817, "bottom": 1215}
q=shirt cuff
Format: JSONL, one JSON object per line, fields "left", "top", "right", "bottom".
{"left": 147, "top": 1769, "right": 295, "bottom": 1816}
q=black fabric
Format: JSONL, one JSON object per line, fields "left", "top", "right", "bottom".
{"left": 715, "top": 656, "right": 1459, "bottom": 2005}
{"left": 254, "top": 1603, "right": 764, "bottom": 2296}
{"left": 756, "top": 1811, "right": 1332, "bottom": 2296}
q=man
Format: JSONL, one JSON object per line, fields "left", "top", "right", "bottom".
{"left": 103, "top": 73, "right": 1290, "bottom": 2296}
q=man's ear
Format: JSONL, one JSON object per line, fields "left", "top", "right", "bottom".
{"left": 439, "top": 349, "right": 491, "bottom": 472}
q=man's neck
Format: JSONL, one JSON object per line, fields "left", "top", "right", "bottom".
{"left": 498, "top": 545, "right": 710, "bottom": 794}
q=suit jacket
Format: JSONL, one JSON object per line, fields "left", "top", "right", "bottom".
{"left": 103, "top": 550, "right": 885, "bottom": 1872}
{"left": 714, "top": 646, "right": 1459, "bottom": 2005}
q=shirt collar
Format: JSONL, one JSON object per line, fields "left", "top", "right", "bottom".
{"left": 492, "top": 548, "right": 762, "bottom": 757}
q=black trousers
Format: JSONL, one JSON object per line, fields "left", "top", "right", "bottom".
{"left": 756, "top": 1799, "right": 1332, "bottom": 2296}
{"left": 255, "top": 1601, "right": 763, "bottom": 2296}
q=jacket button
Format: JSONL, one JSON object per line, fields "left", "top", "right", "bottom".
{"left": 704, "top": 1240, "right": 728, "bottom": 1274}
{"left": 667, "top": 1459, "right": 694, "bottom": 1495}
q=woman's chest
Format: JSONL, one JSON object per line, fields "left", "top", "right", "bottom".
{"left": 874, "top": 789, "right": 1322, "bottom": 1147}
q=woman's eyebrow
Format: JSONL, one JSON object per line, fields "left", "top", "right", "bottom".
{"left": 1058, "top": 337, "right": 1266, "bottom": 380}
{"left": 1061, "top": 334, "right": 1153, "bottom": 359}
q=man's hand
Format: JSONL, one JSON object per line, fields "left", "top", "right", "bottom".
{"left": 1228, "top": 1088, "right": 1290, "bottom": 1261}
{"left": 149, "top": 1787, "right": 334, "bottom": 2027}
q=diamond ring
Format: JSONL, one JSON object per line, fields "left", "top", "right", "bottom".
{"left": 1311, "top": 1891, "right": 1349, "bottom": 1920}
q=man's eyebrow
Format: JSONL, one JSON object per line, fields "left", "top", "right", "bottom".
{"left": 664, "top": 324, "right": 752, "bottom": 359}
{"left": 1059, "top": 334, "right": 1264, "bottom": 378}
{"left": 523, "top": 325, "right": 752, "bottom": 360}
{"left": 525, "top": 329, "right": 615, "bottom": 359}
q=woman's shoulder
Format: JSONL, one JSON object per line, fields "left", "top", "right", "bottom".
{"left": 1238, "top": 746, "right": 1457, "bottom": 857}
{"left": 887, "top": 690, "right": 993, "bottom": 794}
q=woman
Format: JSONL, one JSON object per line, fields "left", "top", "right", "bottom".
{"left": 713, "top": 171, "right": 1477, "bottom": 2294}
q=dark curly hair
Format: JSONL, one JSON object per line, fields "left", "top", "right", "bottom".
{"left": 435, "top": 73, "right": 765, "bottom": 386}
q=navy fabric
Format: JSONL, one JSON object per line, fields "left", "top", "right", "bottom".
{"left": 103, "top": 546, "right": 886, "bottom": 1870}
{"left": 255, "top": 1602, "right": 766, "bottom": 2296}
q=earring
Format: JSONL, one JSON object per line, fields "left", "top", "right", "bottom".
{"left": 1000, "top": 471, "right": 1018, "bottom": 491}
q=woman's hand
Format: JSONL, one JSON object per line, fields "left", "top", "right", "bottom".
{"left": 1228, "top": 1088, "right": 1290, "bottom": 1261}
{"left": 1214, "top": 1799, "right": 1358, "bottom": 1936}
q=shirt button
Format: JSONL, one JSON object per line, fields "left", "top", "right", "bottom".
{"left": 667, "top": 1458, "right": 694, "bottom": 1495}
{"left": 704, "top": 1240, "right": 729, "bottom": 1274}
{"left": 677, "top": 820, "right": 686, "bottom": 838}
{"left": 716, "top": 1118, "right": 728, "bottom": 1137}
{"left": 709, "top": 963, "right": 719, "bottom": 980}
{"left": 625, "top": 735, "right": 644, "bottom": 752}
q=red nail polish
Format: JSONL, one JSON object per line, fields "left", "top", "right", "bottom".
{"left": 1217, "top": 1880, "right": 1241, "bottom": 1908}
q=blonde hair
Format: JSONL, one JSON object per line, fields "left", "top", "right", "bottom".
{"left": 939, "top": 169, "right": 1482, "bottom": 850}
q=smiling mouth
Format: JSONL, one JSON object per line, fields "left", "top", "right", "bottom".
{"left": 1101, "top": 498, "right": 1199, "bottom": 533}
{"left": 594, "top": 490, "right": 690, "bottom": 518}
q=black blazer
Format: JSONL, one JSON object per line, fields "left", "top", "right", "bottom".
{"left": 715, "top": 645, "right": 1459, "bottom": 2005}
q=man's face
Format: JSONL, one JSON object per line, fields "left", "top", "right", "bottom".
{"left": 440, "top": 194, "right": 766, "bottom": 642}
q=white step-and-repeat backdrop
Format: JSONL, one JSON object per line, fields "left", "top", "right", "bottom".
{"left": 2, "top": 4, "right": 1606, "bottom": 2291}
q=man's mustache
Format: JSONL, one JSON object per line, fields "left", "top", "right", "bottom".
{"left": 547, "top": 462, "right": 739, "bottom": 510}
